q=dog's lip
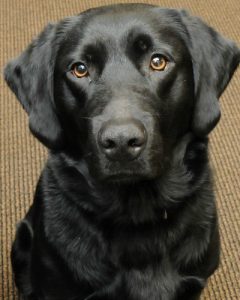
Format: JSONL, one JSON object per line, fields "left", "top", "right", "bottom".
{"left": 102, "top": 172, "right": 151, "bottom": 183}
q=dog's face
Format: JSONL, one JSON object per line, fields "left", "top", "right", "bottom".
{"left": 54, "top": 6, "right": 195, "bottom": 181}
{"left": 4, "top": 4, "right": 240, "bottom": 182}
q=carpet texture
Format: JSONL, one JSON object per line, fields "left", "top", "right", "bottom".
{"left": 0, "top": 0, "right": 239, "bottom": 299}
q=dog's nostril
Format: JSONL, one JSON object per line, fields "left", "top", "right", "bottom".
{"left": 103, "top": 139, "right": 116, "bottom": 149}
{"left": 128, "top": 138, "right": 142, "bottom": 148}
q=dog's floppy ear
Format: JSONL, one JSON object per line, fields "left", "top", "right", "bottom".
{"left": 181, "top": 11, "right": 240, "bottom": 136}
{"left": 4, "top": 23, "right": 64, "bottom": 149}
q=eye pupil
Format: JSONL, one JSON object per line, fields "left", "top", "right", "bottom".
{"left": 150, "top": 55, "right": 167, "bottom": 71}
{"left": 77, "top": 64, "right": 86, "bottom": 72}
{"left": 152, "top": 57, "right": 161, "bottom": 66}
{"left": 72, "top": 63, "right": 88, "bottom": 78}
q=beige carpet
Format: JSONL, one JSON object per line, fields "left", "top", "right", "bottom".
{"left": 0, "top": 0, "right": 239, "bottom": 299}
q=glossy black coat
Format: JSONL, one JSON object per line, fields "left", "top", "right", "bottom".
{"left": 4, "top": 4, "right": 240, "bottom": 300}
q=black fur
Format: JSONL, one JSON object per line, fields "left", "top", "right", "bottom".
{"left": 4, "top": 4, "right": 240, "bottom": 300}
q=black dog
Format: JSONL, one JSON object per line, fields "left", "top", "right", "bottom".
{"left": 4, "top": 4, "right": 240, "bottom": 300}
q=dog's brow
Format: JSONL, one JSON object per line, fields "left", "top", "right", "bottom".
{"left": 125, "top": 29, "right": 153, "bottom": 46}
{"left": 83, "top": 42, "right": 105, "bottom": 56}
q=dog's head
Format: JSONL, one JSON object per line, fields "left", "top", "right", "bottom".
{"left": 4, "top": 4, "right": 240, "bottom": 182}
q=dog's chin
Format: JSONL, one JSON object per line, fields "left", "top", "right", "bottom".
{"left": 96, "top": 168, "right": 161, "bottom": 185}
{"left": 87, "top": 154, "right": 163, "bottom": 185}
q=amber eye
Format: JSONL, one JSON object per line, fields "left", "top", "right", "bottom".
{"left": 72, "top": 63, "right": 88, "bottom": 78}
{"left": 150, "top": 55, "right": 168, "bottom": 71}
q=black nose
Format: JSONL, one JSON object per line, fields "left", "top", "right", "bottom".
{"left": 98, "top": 119, "right": 147, "bottom": 161}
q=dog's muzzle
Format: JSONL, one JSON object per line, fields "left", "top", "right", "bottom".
{"left": 98, "top": 118, "right": 147, "bottom": 161}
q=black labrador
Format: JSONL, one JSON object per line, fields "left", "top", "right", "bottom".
{"left": 4, "top": 4, "right": 240, "bottom": 300}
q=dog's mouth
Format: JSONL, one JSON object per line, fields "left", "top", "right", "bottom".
{"left": 103, "top": 172, "right": 151, "bottom": 184}
{"left": 93, "top": 158, "right": 163, "bottom": 184}
{"left": 85, "top": 133, "right": 164, "bottom": 184}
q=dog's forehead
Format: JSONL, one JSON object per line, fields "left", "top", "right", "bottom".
{"left": 58, "top": 5, "right": 189, "bottom": 64}
{"left": 79, "top": 5, "right": 185, "bottom": 41}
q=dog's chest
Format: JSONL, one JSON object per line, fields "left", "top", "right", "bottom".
{"left": 108, "top": 223, "right": 169, "bottom": 269}
{"left": 123, "top": 262, "right": 181, "bottom": 300}
{"left": 107, "top": 227, "right": 202, "bottom": 299}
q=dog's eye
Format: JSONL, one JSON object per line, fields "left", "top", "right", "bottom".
{"left": 71, "top": 63, "right": 88, "bottom": 78}
{"left": 150, "top": 55, "right": 168, "bottom": 71}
